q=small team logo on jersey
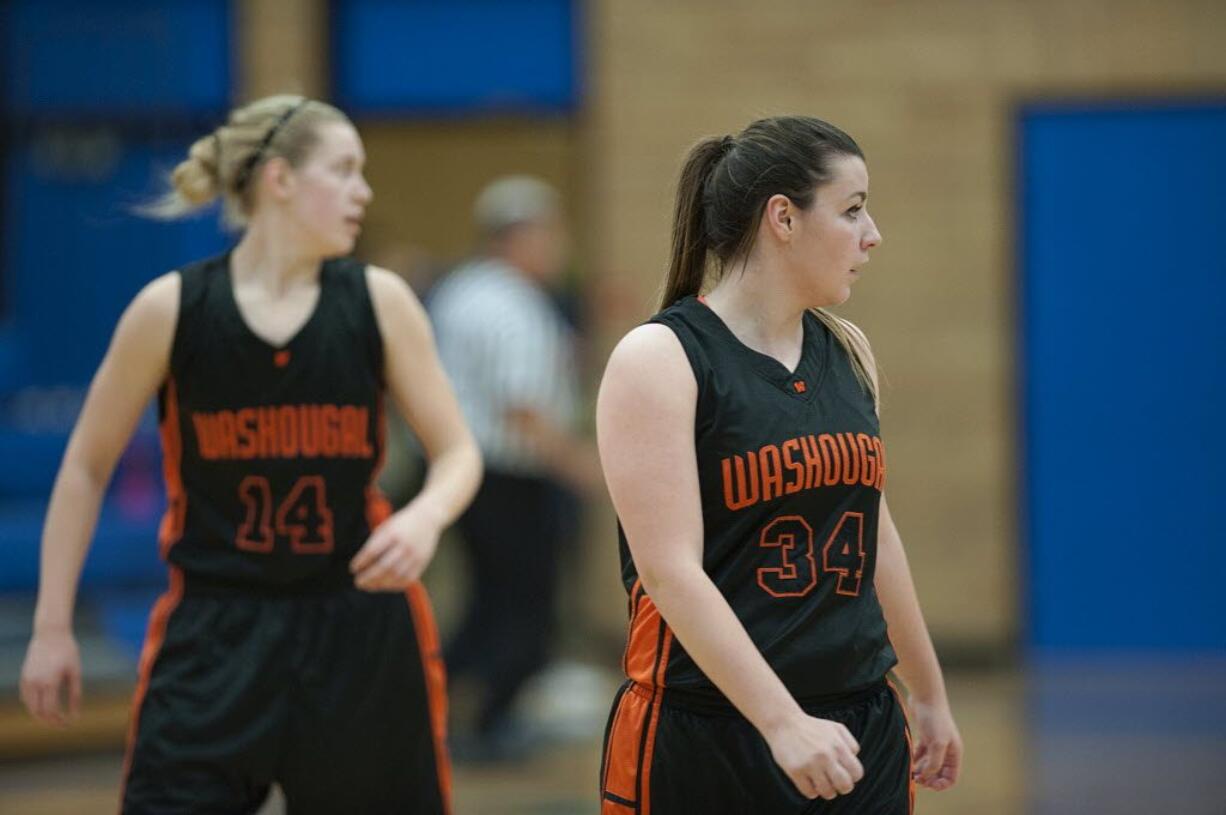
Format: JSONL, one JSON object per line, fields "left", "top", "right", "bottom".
{"left": 274, "top": 350, "right": 291, "bottom": 368}
{"left": 792, "top": 380, "right": 807, "bottom": 393}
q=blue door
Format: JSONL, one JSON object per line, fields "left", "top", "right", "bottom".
{"left": 1019, "top": 101, "right": 1226, "bottom": 651}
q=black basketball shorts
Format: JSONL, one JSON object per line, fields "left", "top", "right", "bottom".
{"left": 120, "top": 572, "right": 450, "bottom": 814}
{"left": 600, "top": 678, "right": 913, "bottom": 815}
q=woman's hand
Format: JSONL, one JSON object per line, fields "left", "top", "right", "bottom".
{"left": 20, "top": 628, "right": 82, "bottom": 727}
{"left": 350, "top": 505, "right": 443, "bottom": 591}
{"left": 763, "top": 714, "right": 865, "bottom": 800}
{"left": 908, "top": 697, "right": 962, "bottom": 791}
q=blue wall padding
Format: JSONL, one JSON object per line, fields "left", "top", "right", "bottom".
{"left": 1020, "top": 101, "right": 1226, "bottom": 650}
{"left": 1, "top": 0, "right": 231, "bottom": 117}
{"left": 334, "top": 0, "right": 579, "bottom": 114}
{"left": 2, "top": 136, "right": 231, "bottom": 390}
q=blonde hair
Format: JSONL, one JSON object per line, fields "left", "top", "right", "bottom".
{"left": 142, "top": 94, "right": 350, "bottom": 227}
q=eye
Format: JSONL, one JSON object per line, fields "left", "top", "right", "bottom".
{"left": 845, "top": 204, "right": 863, "bottom": 219}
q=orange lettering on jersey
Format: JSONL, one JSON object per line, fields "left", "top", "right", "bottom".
{"left": 722, "top": 452, "right": 760, "bottom": 511}
{"left": 335, "top": 406, "right": 374, "bottom": 458}
{"left": 799, "top": 434, "right": 822, "bottom": 489}
{"left": 299, "top": 404, "right": 321, "bottom": 457}
{"left": 278, "top": 406, "right": 299, "bottom": 457}
{"left": 235, "top": 408, "right": 258, "bottom": 459}
{"left": 257, "top": 407, "right": 278, "bottom": 457}
{"left": 339, "top": 407, "right": 361, "bottom": 456}
{"left": 216, "top": 412, "right": 237, "bottom": 459}
{"left": 839, "top": 433, "right": 861, "bottom": 485}
{"left": 359, "top": 407, "right": 374, "bottom": 457}
{"left": 719, "top": 432, "right": 886, "bottom": 512}
{"left": 759, "top": 444, "right": 783, "bottom": 502}
{"left": 321, "top": 405, "right": 341, "bottom": 456}
{"left": 873, "top": 436, "right": 887, "bottom": 491}
{"left": 857, "top": 433, "right": 877, "bottom": 487}
{"left": 192, "top": 414, "right": 217, "bottom": 459}
{"left": 189, "top": 403, "right": 379, "bottom": 462}
{"left": 780, "top": 438, "right": 804, "bottom": 495}
{"left": 817, "top": 434, "right": 841, "bottom": 486}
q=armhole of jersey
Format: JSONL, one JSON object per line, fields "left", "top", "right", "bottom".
{"left": 356, "top": 262, "right": 387, "bottom": 386}
{"left": 151, "top": 266, "right": 189, "bottom": 429}
{"left": 163, "top": 266, "right": 193, "bottom": 390}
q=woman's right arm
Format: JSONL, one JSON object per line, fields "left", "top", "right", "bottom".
{"left": 20, "top": 273, "right": 180, "bottom": 725}
{"left": 596, "top": 324, "right": 863, "bottom": 802}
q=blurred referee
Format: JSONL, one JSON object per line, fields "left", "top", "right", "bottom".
{"left": 429, "top": 176, "right": 593, "bottom": 758}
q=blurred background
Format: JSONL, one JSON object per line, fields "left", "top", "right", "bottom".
{"left": 1, "top": 1, "right": 1224, "bottom": 813}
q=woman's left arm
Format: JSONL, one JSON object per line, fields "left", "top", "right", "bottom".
{"left": 875, "top": 496, "right": 963, "bottom": 791}
{"left": 350, "top": 267, "right": 483, "bottom": 591}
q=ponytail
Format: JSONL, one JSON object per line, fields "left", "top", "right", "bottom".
{"left": 139, "top": 132, "right": 224, "bottom": 219}
{"left": 659, "top": 136, "right": 732, "bottom": 309}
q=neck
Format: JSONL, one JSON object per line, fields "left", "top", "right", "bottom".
{"left": 232, "top": 219, "right": 321, "bottom": 292}
{"left": 704, "top": 256, "right": 808, "bottom": 351}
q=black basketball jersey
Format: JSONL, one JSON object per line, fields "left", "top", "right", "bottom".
{"left": 619, "top": 295, "right": 897, "bottom": 700}
{"left": 155, "top": 251, "right": 392, "bottom": 589}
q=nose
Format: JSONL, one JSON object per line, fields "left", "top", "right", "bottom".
{"left": 862, "top": 212, "right": 882, "bottom": 250}
{"left": 356, "top": 175, "right": 373, "bottom": 205}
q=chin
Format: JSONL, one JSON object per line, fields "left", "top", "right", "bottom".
{"left": 809, "top": 289, "right": 851, "bottom": 309}
{"left": 323, "top": 235, "right": 357, "bottom": 257}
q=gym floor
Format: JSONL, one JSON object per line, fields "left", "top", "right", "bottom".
{"left": 4, "top": 659, "right": 1223, "bottom": 815}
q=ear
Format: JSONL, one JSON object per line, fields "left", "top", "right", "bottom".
{"left": 262, "top": 156, "right": 296, "bottom": 202}
{"left": 762, "top": 193, "right": 795, "bottom": 243}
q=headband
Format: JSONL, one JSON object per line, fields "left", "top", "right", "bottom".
{"left": 234, "top": 97, "right": 309, "bottom": 192}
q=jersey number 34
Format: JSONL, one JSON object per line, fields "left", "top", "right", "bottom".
{"left": 757, "top": 512, "right": 865, "bottom": 598}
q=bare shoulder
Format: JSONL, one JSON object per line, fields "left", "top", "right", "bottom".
{"left": 131, "top": 271, "right": 180, "bottom": 316}
{"left": 364, "top": 264, "right": 432, "bottom": 345}
{"left": 366, "top": 265, "right": 426, "bottom": 310}
{"left": 116, "top": 271, "right": 180, "bottom": 339}
{"left": 610, "top": 322, "right": 687, "bottom": 364}
{"left": 366, "top": 263, "right": 418, "bottom": 304}
{"left": 601, "top": 323, "right": 695, "bottom": 405}
{"left": 97, "top": 270, "right": 181, "bottom": 384}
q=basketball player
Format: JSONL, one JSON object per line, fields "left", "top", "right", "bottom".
{"left": 19, "top": 95, "right": 481, "bottom": 814}
{"left": 596, "top": 117, "right": 962, "bottom": 814}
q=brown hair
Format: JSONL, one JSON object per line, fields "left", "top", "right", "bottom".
{"left": 142, "top": 94, "right": 350, "bottom": 227}
{"left": 663, "top": 115, "right": 879, "bottom": 403}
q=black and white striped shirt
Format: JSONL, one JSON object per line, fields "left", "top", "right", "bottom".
{"left": 428, "top": 258, "right": 578, "bottom": 475}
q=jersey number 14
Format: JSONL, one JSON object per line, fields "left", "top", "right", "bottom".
{"left": 236, "top": 475, "right": 336, "bottom": 554}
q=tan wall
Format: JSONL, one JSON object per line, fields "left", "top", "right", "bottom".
{"left": 358, "top": 120, "right": 579, "bottom": 265}
{"left": 237, "top": 0, "right": 327, "bottom": 98}
{"left": 237, "top": 0, "right": 1226, "bottom": 652}
{"left": 585, "top": 0, "right": 1226, "bottom": 649}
